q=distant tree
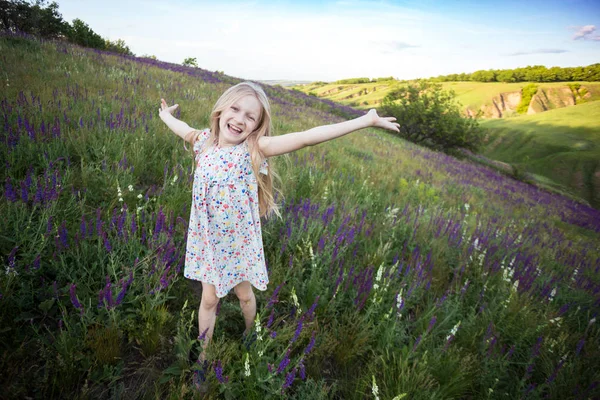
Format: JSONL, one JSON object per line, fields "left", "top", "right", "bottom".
{"left": 335, "top": 77, "right": 370, "bottom": 84}
{"left": 379, "top": 81, "right": 484, "bottom": 153}
{"left": 67, "top": 18, "right": 105, "bottom": 49}
{"left": 104, "top": 38, "right": 133, "bottom": 55}
{"left": 584, "top": 63, "right": 600, "bottom": 81}
{"left": 0, "top": 0, "right": 69, "bottom": 38}
{"left": 141, "top": 54, "right": 157, "bottom": 60}
{"left": 497, "top": 70, "right": 516, "bottom": 83}
{"left": 182, "top": 57, "right": 198, "bottom": 67}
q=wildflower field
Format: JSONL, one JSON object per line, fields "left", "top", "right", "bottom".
{"left": 1, "top": 33, "right": 599, "bottom": 399}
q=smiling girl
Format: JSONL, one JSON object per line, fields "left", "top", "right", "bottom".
{"left": 158, "top": 81, "right": 399, "bottom": 389}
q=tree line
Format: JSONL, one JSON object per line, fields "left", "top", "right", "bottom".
{"left": 0, "top": 0, "right": 134, "bottom": 55}
{"left": 431, "top": 64, "right": 600, "bottom": 83}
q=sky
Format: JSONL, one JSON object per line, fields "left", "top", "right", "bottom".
{"left": 55, "top": 0, "right": 600, "bottom": 82}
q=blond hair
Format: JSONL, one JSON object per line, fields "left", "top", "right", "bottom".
{"left": 186, "top": 82, "right": 281, "bottom": 219}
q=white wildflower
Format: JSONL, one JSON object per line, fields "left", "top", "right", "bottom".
{"left": 391, "top": 395, "right": 407, "bottom": 400}
{"left": 137, "top": 193, "right": 143, "bottom": 199}
{"left": 244, "top": 353, "right": 251, "bottom": 377}
{"left": 118, "top": 197, "right": 123, "bottom": 202}
{"left": 549, "top": 317, "right": 562, "bottom": 326}
{"left": 446, "top": 320, "right": 461, "bottom": 341}
{"left": 512, "top": 280, "right": 519, "bottom": 292}
{"left": 464, "top": 203, "right": 470, "bottom": 212}
{"left": 291, "top": 287, "right": 301, "bottom": 314}
{"left": 254, "top": 312, "right": 262, "bottom": 341}
{"left": 549, "top": 287, "right": 557, "bottom": 301}
{"left": 371, "top": 375, "right": 380, "bottom": 400}
{"left": 128, "top": 184, "right": 133, "bottom": 192}
{"left": 589, "top": 317, "right": 596, "bottom": 326}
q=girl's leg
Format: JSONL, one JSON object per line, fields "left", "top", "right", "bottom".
{"left": 234, "top": 281, "right": 256, "bottom": 335}
{"left": 198, "top": 282, "right": 219, "bottom": 361}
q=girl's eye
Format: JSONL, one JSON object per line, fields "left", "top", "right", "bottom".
{"left": 231, "top": 106, "right": 238, "bottom": 111}
{"left": 248, "top": 116, "right": 255, "bottom": 122}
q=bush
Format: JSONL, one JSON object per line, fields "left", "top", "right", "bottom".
{"left": 517, "top": 84, "right": 538, "bottom": 114}
{"left": 379, "top": 81, "right": 484, "bottom": 153}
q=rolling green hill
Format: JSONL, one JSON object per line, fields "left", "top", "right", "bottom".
{"left": 480, "top": 100, "right": 600, "bottom": 208}
{"left": 292, "top": 80, "right": 600, "bottom": 117}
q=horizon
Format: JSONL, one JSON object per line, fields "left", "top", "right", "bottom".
{"left": 54, "top": 0, "right": 600, "bottom": 82}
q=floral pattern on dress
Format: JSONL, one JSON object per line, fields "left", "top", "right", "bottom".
{"left": 184, "top": 128, "right": 269, "bottom": 298}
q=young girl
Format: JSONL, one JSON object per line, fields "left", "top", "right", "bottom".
{"left": 158, "top": 81, "right": 399, "bottom": 388}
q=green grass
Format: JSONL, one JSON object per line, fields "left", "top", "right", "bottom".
{"left": 480, "top": 101, "right": 600, "bottom": 208}
{"left": 1, "top": 34, "right": 600, "bottom": 400}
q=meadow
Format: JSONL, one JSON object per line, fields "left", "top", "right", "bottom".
{"left": 480, "top": 101, "right": 600, "bottom": 209}
{"left": 1, "top": 33, "right": 600, "bottom": 399}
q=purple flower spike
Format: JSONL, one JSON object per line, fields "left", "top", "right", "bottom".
{"left": 291, "top": 319, "right": 304, "bottom": 344}
{"left": 277, "top": 349, "right": 291, "bottom": 374}
{"left": 282, "top": 368, "right": 297, "bottom": 392}
{"left": 427, "top": 316, "right": 437, "bottom": 333}
{"left": 304, "top": 331, "right": 316, "bottom": 355}
{"left": 214, "top": 360, "right": 229, "bottom": 383}
{"left": 69, "top": 283, "right": 84, "bottom": 314}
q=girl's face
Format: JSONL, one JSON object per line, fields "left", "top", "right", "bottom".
{"left": 218, "top": 94, "right": 262, "bottom": 147}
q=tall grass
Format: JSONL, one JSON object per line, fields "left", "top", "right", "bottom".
{"left": 1, "top": 33, "right": 599, "bottom": 399}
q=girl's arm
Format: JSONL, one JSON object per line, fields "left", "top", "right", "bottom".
{"left": 158, "top": 99, "right": 198, "bottom": 143}
{"left": 258, "top": 109, "right": 399, "bottom": 158}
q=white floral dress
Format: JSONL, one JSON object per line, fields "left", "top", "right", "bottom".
{"left": 184, "top": 128, "right": 269, "bottom": 298}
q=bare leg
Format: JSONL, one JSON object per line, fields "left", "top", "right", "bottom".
{"left": 234, "top": 281, "right": 256, "bottom": 335}
{"left": 198, "top": 282, "right": 219, "bottom": 361}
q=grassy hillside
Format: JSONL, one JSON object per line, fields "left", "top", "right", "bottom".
{"left": 480, "top": 101, "right": 600, "bottom": 208}
{"left": 292, "top": 80, "right": 600, "bottom": 113}
{"left": 1, "top": 33, "right": 600, "bottom": 399}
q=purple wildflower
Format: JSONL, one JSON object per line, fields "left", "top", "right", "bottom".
{"left": 277, "top": 349, "right": 291, "bottom": 374}
{"left": 267, "top": 282, "right": 284, "bottom": 309}
{"left": 103, "top": 232, "right": 112, "bottom": 252}
{"left": 304, "top": 331, "right": 316, "bottom": 355}
{"left": 282, "top": 368, "right": 297, "bottom": 392}
{"left": 270, "top": 331, "right": 277, "bottom": 339}
{"left": 267, "top": 309, "right": 275, "bottom": 328}
{"left": 214, "top": 360, "right": 229, "bottom": 383}
{"left": 4, "top": 178, "right": 17, "bottom": 202}
{"left": 298, "top": 359, "right": 306, "bottom": 380}
{"left": 198, "top": 327, "right": 209, "bottom": 341}
{"left": 69, "top": 283, "right": 84, "bottom": 313}
{"left": 291, "top": 318, "right": 304, "bottom": 344}
{"left": 305, "top": 296, "right": 320, "bottom": 321}
{"left": 413, "top": 335, "right": 422, "bottom": 352}
{"left": 427, "top": 316, "right": 437, "bottom": 333}
{"left": 115, "top": 270, "right": 133, "bottom": 306}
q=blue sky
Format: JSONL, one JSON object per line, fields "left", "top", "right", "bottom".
{"left": 55, "top": 0, "right": 600, "bottom": 81}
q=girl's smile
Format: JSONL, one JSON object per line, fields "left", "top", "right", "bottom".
{"left": 219, "top": 95, "right": 262, "bottom": 147}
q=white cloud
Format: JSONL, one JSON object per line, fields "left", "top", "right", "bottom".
{"left": 572, "top": 25, "right": 600, "bottom": 41}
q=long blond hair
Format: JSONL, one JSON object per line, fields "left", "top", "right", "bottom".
{"left": 186, "top": 82, "right": 281, "bottom": 219}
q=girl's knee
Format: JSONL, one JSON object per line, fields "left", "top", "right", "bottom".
{"left": 201, "top": 282, "right": 219, "bottom": 309}
{"left": 234, "top": 281, "right": 254, "bottom": 303}
{"left": 201, "top": 292, "right": 219, "bottom": 309}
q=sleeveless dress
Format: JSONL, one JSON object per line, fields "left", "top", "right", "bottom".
{"left": 184, "top": 128, "right": 269, "bottom": 298}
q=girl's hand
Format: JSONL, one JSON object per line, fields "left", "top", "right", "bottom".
{"left": 159, "top": 98, "right": 179, "bottom": 119}
{"left": 365, "top": 109, "right": 400, "bottom": 132}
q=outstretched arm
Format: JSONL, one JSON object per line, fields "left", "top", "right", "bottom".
{"left": 258, "top": 109, "right": 399, "bottom": 157}
{"left": 158, "top": 99, "right": 198, "bottom": 143}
